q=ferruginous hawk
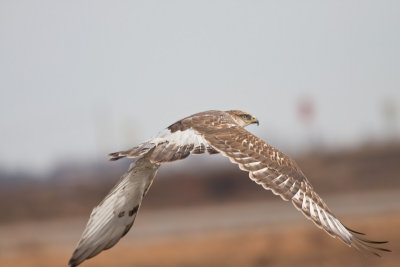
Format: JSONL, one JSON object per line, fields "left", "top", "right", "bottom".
{"left": 68, "top": 110, "right": 390, "bottom": 266}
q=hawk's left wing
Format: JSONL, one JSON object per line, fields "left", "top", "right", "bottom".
{"left": 197, "top": 125, "right": 390, "bottom": 257}
{"left": 68, "top": 155, "right": 160, "bottom": 267}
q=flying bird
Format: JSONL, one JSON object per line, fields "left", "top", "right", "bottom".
{"left": 68, "top": 110, "right": 389, "bottom": 266}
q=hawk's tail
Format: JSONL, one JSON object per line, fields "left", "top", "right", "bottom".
{"left": 109, "top": 141, "right": 155, "bottom": 161}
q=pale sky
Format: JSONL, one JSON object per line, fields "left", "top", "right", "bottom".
{"left": 0, "top": 0, "right": 399, "bottom": 173}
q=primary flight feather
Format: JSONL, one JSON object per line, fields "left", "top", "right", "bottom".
{"left": 68, "top": 110, "right": 389, "bottom": 266}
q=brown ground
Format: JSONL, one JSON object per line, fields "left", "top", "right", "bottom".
{"left": 0, "top": 214, "right": 398, "bottom": 267}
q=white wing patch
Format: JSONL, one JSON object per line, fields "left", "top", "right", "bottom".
{"left": 152, "top": 128, "right": 208, "bottom": 148}
{"left": 109, "top": 128, "right": 218, "bottom": 162}
{"left": 149, "top": 129, "right": 218, "bottom": 162}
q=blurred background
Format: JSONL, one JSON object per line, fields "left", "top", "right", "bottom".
{"left": 0, "top": 1, "right": 399, "bottom": 266}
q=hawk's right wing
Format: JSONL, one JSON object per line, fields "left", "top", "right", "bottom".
{"left": 68, "top": 156, "right": 160, "bottom": 267}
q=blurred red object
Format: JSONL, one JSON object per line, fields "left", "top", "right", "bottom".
{"left": 297, "top": 97, "right": 315, "bottom": 125}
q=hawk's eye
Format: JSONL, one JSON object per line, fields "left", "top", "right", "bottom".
{"left": 241, "top": 114, "right": 249, "bottom": 120}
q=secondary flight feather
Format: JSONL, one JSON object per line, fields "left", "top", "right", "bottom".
{"left": 68, "top": 110, "right": 390, "bottom": 266}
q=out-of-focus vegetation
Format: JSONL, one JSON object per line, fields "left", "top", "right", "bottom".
{"left": 1, "top": 144, "right": 399, "bottom": 223}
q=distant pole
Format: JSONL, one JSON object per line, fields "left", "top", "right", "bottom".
{"left": 297, "top": 96, "right": 317, "bottom": 150}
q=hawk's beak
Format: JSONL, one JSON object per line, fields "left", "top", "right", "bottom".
{"left": 251, "top": 117, "right": 259, "bottom": 126}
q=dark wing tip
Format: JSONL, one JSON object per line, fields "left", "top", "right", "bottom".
{"left": 108, "top": 152, "right": 125, "bottom": 161}
{"left": 372, "top": 252, "right": 382, "bottom": 257}
{"left": 67, "top": 258, "right": 77, "bottom": 267}
{"left": 353, "top": 233, "right": 389, "bottom": 245}
{"left": 349, "top": 227, "right": 391, "bottom": 257}
{"left": 377, "top": 248, "right": 392, "bottom": 252}
{"left": 344, "top": 225, "right": 366, "bottom": 235}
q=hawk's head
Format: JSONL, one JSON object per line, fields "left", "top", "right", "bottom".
{"left": 226, "top": 110, "right": 259, "bottom": 127}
